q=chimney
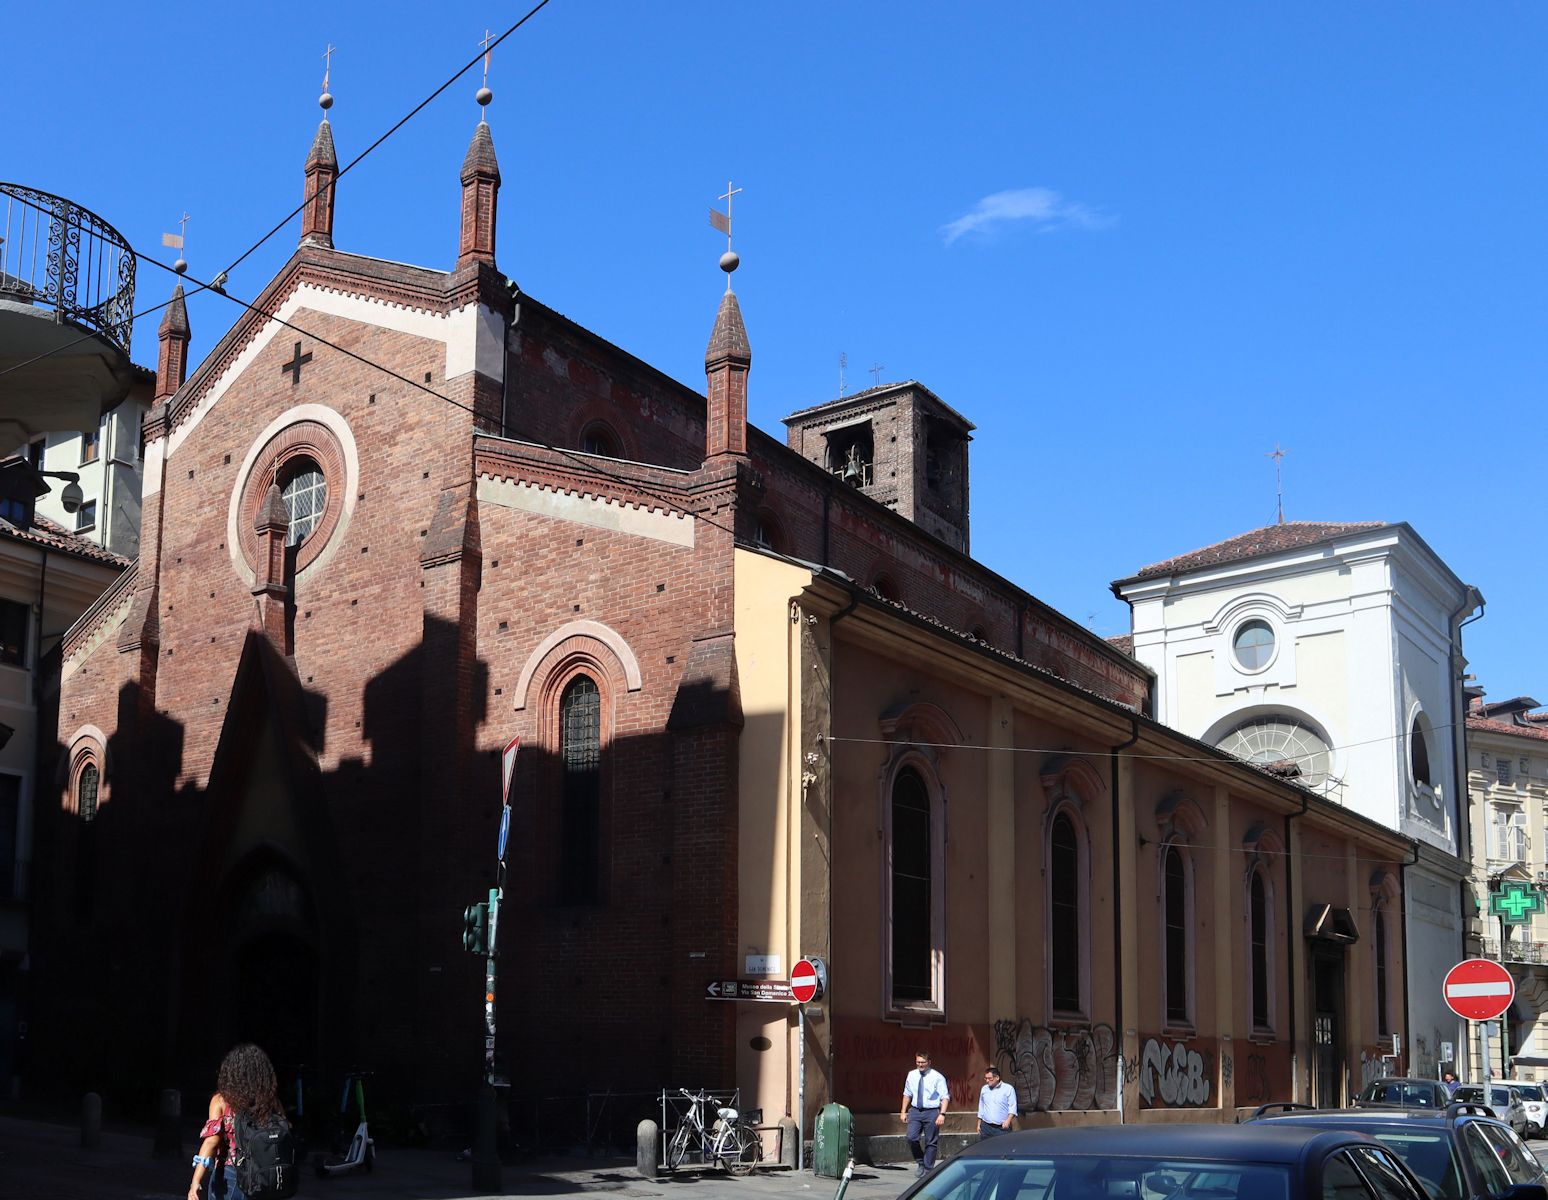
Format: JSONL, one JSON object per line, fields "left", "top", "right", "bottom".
{"left": 300, "top": 118, "right": 338, "bottom": 249}
{"left": 703, "top": 261, "right": 751, "bottom": 461}
{"left": 251, "top": 484, "right": 292, "bottom": 649}
{"left": 153, "top": 284, "right": 190, "bottom": 400}
{"left": 457, "top": 122, "right": 501, "bottom": 270}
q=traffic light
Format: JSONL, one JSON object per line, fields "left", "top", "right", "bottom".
{"left": 461, "top": 901, "right": 488, "bottom": 954}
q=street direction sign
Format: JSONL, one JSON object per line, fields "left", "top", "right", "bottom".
{"left": 501, "top": 735, "right": 521, "bottom": 805}
{"left": 497, "top": 806, "right": 510, "bottom": 861}
{"left": 705, "top": 979, "right": 794, "bottom": 1003}
{"left": 791, "top": 958, "right": 822, "bottom": 1004}
{"left": 1443, "top": 958, "right": 1515, "bottom": 1021}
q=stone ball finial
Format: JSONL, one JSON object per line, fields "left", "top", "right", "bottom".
{"left": 719, "top": 250, "right": 740, "bottom": 275}
{"left": 476, "top": 86, "right": 493, "bottom": 107}
{"left": 319, "top": 91, "right": 334, "bottom": 111}
{"left": 173, "top": 257, "right": 188, "bottom": 275}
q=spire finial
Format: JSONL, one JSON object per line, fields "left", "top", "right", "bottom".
{"left": 709, "top": 181, "right": 743, "bottom": 291}
{"left": 476, "top": 29, "right": 494, "bottom": 117}
{"left": 320, "top": 43, "right": 336, "bottom": 110}
{"left": 162, "top": 212, "right": 190, "bottom": 274}
{"left": 1266, "top": 441, "right": 1288, "bottom": 524}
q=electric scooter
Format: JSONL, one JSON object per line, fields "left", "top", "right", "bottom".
{"left": 317, "top": 1072, "right": 374, "bottom": 1177}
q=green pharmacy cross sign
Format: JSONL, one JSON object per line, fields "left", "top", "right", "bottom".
{"left": 1490, "top": 880, "right": 1546, "bottom": 925}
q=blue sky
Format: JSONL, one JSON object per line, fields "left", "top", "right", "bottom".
{"left": 8, "top": 3, "right": 1545, "bottom": 700}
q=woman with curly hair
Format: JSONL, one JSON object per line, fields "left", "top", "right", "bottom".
{"left": 188, "top": 1043, "right": 282, "bottom": 1200}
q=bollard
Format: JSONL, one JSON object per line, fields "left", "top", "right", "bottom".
{"left": 471, "top": 1083, "right": 502, "bottom": 1193}
{"left": 637, "top": 1118, "right": 660, "bottom": 1179}
{"left": 152, "top": 1088, "right": 182, "bottom": 1159}
{"left": 81, "top": 1092, "right": 102, "bottom": 1149}
{"left": 779, "top": 1116, "right": 799, "bottom": 1169}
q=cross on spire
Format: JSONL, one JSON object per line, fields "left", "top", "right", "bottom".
{"left": 708, "top": 179, "right": 739, "bottom": 249}
{"left": 1266, "top": 441, "right": 1288, "bottom": 524}
{"left": 480, "top": 29, "right": 495, "bottom": 86}
{"left": 322, "top": 43, "right": 336, "bottom": 91}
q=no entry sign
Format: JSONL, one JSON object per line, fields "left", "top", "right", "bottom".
{"left": 1443, "top": 958, "right": 1515, "bottom": 1021}
{"left": 791, "top": 958, "right": 821, "bottom": 1004}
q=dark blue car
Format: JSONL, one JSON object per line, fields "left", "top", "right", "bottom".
{"left": 1250, "top": 1103, "right": 1548, "bottom": 1200}
{"left": 898, "top": 1123, "right": 1430, "bottom": 1199}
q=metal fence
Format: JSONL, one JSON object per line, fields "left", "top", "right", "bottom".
{"left": 1482, "top": 937, "right": 1548, "bottom": 965}
{"left": 1, "top": 183, "right": 136, "bottom": 354}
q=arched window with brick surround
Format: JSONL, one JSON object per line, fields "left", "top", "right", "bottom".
{"left": 559, "top": 675, "right": 602, "bottom": 904}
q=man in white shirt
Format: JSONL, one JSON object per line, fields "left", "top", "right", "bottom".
{"left": 899, "top": 1051, "right": 949, "bottom": 1175}
{"left": 977, "top": 1065, "right": 1015, "bottom": 1139}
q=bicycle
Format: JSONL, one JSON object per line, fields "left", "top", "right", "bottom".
{"left": 665, "top": 1088, "right": 762, "bottom": 1176}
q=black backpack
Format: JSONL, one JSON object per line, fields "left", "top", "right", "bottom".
{"left": 233, "top": 1109, "right": 298, "bottom": 1199}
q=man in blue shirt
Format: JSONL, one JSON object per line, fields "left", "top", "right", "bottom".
{"left": 977, "top": 1065, "right": 1015, "bottom": 1139}
{"left": 899, "top": 1052, "right": 949, "bottom": 1176}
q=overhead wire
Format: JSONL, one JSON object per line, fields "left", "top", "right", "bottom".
{"left": 821, "top": 715, "right": 1471, "bottom": 768}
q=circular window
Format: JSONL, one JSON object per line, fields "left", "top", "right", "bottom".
{"left": 278, "top": 458, "right": 328, "bottom": 547}
{"left": 231, "top": 412, "right": 353, "bottom": 586}
{"left": 1217, "top": 715, "right": 1331, "bottom": 790}
{"left": 1232, "top": 619, "right": 1276, "bottom": 671}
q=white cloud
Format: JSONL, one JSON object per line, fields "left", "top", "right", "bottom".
{"left": 941, "top": 187, "right": 1112, "bottom": 245}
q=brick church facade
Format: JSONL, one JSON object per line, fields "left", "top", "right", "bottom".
{"left": 30, "top": 108, "right": 1414, "bottom": 1135}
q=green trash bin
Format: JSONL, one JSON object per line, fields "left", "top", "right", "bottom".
{"left": 813, "top": 1101, "right": 852, "bottom": 1177}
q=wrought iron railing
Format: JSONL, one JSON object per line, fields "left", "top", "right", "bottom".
{"left": 1482, "top": 937, "right": 1548, "bottom": 965}
{"left": 0, "top": 183, "right": 136, "bottom": 355}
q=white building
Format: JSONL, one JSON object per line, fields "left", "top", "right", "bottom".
{"left": 1114, "top": 520, "right": 1482, "bottom": 1083}
{"left": 18, "top": 372, "right": 151, "bottom": 560}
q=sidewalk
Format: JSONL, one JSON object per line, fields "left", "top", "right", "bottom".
{"left": 0, "top": 1113, "right": 915, "bottom": 1200}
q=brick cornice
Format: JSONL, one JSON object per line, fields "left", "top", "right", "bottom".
{"left": 163, "top": 249, "right": 510, "bottom": 438}
{"left": 62, "top": 562, "right": 138, "bottom": 664}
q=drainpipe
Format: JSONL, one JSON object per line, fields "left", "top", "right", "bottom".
{"left": 1398, "top": 839, "right": 1420, "bottom": 1074}
{"left": 1285, "top": 791, "right": 1310, "bottom": 1100}
{"left": 1110, "top": 711, "right": 1140, "bottom": 1119}
{"left": 1451, "top": 587, "right": 1484, "bottom": 1072}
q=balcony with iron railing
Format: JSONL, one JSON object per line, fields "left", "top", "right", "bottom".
{"left": 1482, "top": 937, "right": 1548, "bottom": 966}
{"left": 0, "top": 183, "right": 138, "bottom": 444}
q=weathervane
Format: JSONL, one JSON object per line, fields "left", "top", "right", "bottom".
{"left": 709, "top": 181, "right": 742, "bottom": 289}
{"left": 476, "top": 29, "right": 495, "bottom": 116}
{"left": 1266, "top": 441, "right": 1288, "bottom": 524}
{"left": 163, "top": 212, "right": 191, "bottom": 274}
{"left": 320, "top": 43, "right": 336, "bottom": 110}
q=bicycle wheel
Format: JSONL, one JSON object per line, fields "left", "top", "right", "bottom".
{"left": 720, "top": 1124, "right": 760, "bottom": 1177}
{"left": 667, "top": 1123, "right": 692, "bottom": 1171}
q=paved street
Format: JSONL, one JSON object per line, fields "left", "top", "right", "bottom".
{"left": 7, "top": 1112, "right": 1547, "bottom": 1200}
{"left": 0, "top": 1114, "right": 912, "bottom": 1200}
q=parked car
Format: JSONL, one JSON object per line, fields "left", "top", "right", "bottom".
{"left": 1454, "top": 1084, "right": 1531, "bottom": 1137}
{"left": 1250, "top": 1102, "right": 1548, "bottom": 1200}
{"left": 903, "top": 1123, "right": 1431, "bottom": 1200}
{"left": 1503, "top": 1081, "right": 1548, "bottom": 1138}
{"left": 1357, "top": 1077, "right": 1453, "bottom": 1109}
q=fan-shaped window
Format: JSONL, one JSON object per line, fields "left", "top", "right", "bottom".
{"left": 1232, "top": 619, "right": 1275, "bottom": 671}
{"left": 580, "top": 424, "right": 621, "bottom": 459}
{"left": 871, "top": 574, "right": 900, "bottom": 603}
{"left": 559, "top": 675, "right": 601, "bottom": 904}
{"left": 752, "top": 512, "right": 782, "bottom": 553}
{"left": 1050, "top": 812, "right": 1084, "bottom": 1014}
{"left": 1250, "top": 867, "right": 1270, "bottom": 1029}
{"left": 1410, "top": 716, "right": 1433, "bottom": 787}
{"left": 1217, "top": 715, "right": 1332, "bottom": 791}
{"left": 278, "top": 458, "right": 327, "bottom": 547}
{"left": 1164, "top": 845, "right": 1190, "bottom": 1024}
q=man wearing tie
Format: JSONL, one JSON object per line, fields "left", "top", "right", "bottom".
{"left": 899, "top": 1051, "right": 949, "bottom": 1175}
{"left": 977, "top": 1065, "right": 1015, "bottom": 1139}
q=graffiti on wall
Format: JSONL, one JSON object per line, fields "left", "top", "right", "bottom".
{"left": 1137, "top": 1038, "right": 1210, "bottom": 1108}
{"left": 993, "top": 1019, "right": 1118, "bottom": 1111}
{"left": 1242, "top": 1054, "right": 1270, "bottom": 1105}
